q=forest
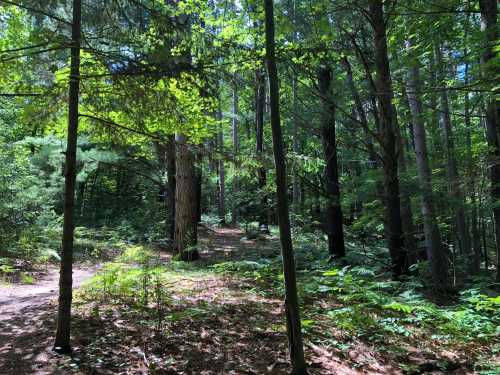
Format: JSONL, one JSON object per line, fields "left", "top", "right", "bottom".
{"left": 0, "top": 0, "right": 498, "bottom": 374}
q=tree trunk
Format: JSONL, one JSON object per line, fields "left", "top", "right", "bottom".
{"left": 394, "top": 104, "right": 418, "bottom": 264}
{"left": 318, "top": 65, "right": 346, "bottom": 258}
{"left": 369, "top": 0, "right": 407, "bottom": 277}
{"left": 217, "top": 105, "right": 226, "bottom": 224}
{"left": 342, "top": 56, "right": 385, "bottom": 209}
{"left": 291, "top": 0, "right": 301, "bottom": 218}
{"left": 463, "top": 53, "right": 481, "bottom": 273}
{"left": 54, "top": 0, "right": 81, "bottom": 354}
{"left": 231, "top": 82, "right": 239, "bottom": 226}
{"left": 166, "top": 135, "right": 176, "bottom": 240}
{"left": 256, "top": 68, "right": 269, "bottom": 233}
{"left": 174, "top": 134, "right": 199, "bottom": 261}
{"left": 292, "top": 74, "right": 301, "bottom": 218}
{"left": 405, "top": 40, "right": 448, "bottom": 288}
{"left": 264, "top": 0, "right": 306, "bottom": 372}
{"left": 341, "top": 57, "right": 379, "bottom": 168}
{"left": 195, "top": 147, "right": 202, "bottom": 223}
{"left": 434, "top": 44, "right": 471, "bottom": 260}
{"left": 479, "top": 0, "right": 500, "bottom": 282}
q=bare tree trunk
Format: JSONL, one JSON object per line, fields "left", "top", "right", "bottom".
{"left": 231, "top": 82, "right": 239, "bottom": 226}
{"left": 394, "top": 104, "right": 418, "bottom": 264}
{"left": 217, "top": 104, "right": 226, "bottom": 224}
{"left": 264, "top": 1, "right": 306, "bottom": 372}
{"left": 54, "top": 0, "right": 81, "bottom": 354}
{"left": 292, "top": 75, "right": 301, "bottom": 218}
{"left": 434, "top": 44, "right": 471, "bottom": 260}
{"left": 466, "top": 98, "right": 481, "bottom": 273}
{"left": 291, "top": 0, "right": 301, "bottom": 218}
{"left": 318, "top": 65, "right": 346, "bottom": 258}
{"left": 369, "top": 0, "right": 407, "bottom": 277}
{"left": 463, "top": 51, "right": 481, "bottom": 273}
{"left": 405, "top": 40, "right": 448, "bottom": 288}
{"left": 195, "top": 148, "right": 202, "bottom": 224}
{"left": 256, "top": 68, "right": 269, "bottom": 233}
{"left": 207, "top": 137, "right": 217, "bottom": 209}
{"left": 174, "top": 134, "right": 199, "bottom": 261}
{"left": 166, "top": 135, "right": 176, "bottom": 240}
{"left": 479, "top": 0, "right": 500, "bottom": 282}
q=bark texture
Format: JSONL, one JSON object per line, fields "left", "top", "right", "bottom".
{"left": 256, "top": 68, "right": 269, "bottom": 232}
{"left": 54, "top": 0, "right": 81, "bottom": 354}
{"left": 217, "top": 105, "right": 226, "bottom": 224}
{"left": 434, "top": 44, "right": 471, "bottom": 259}
{"left": 166, "top": 135, "right": 176, "bottom": 240}
{"left": 369, "top": 0, "right": 407, "bottom": 277}
{"left": 318, "top": 65, "right": 346, "bottom": 258}
{"left": 479, "top": 0, "right": 500, "bottom": 282}
{"left": 264, "top": 0, "right": 307, "bottom": 372}
{"left": 231, "top": 82, "right": 239, "bottom": 225}
{"left": 174, "top": 134, "right": 199, "bottom": 261}
{"left": 405, "top": 41, "right": 448, "bottom": 287}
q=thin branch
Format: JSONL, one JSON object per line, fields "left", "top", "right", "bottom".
{"left": 0, "top": 0, "right": 72, "bottom": 25}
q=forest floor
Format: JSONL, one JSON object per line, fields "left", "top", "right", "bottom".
{"left": 0, "top": 263, "right": 99, "bottom": 374}
{"left": 0, "top": 227, "right": 497, "bottom": 374}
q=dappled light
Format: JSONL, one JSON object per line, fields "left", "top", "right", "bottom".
{"left": 0, "top": 0, "right": 499, "bottom": 373}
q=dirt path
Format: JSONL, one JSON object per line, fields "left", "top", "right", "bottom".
{"left": 0, "top": 266, "right": 97, "bottom": 320}
{"left": 0, "top": 264, "right": 99, "bottom": 374}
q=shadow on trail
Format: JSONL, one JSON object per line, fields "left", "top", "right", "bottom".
{"left": 0, "top": 303, "right": 56, "bottom": 374}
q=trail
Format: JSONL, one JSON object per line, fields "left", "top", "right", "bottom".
{"left": 0, "top": 266, "right": 96, "bottom": 320}
{"left": 0, "top": 265, "right": 98, "bottom": 374}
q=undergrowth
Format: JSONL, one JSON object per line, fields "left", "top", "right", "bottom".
{"left": 77, "top": 229, "right": 499, "bottom": 374}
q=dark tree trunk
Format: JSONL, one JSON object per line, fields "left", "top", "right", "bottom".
{"left": 479, "top": 0, "right": 500, "bottom": 282}
{"left": 54, "top": 0, "right": 81, "bottom": 354}
{"left": 394, "top": 105, "right": 418, "bottom": 264}
{"left": 256, "top": 68, "right": 269, "bottom": 233}
{"left": 463, "top": 44, "right": 481, "bottom": 273}
{"left": 465, "top": 78, "right": 481, "bottom": 274}
{"left": 318, "top": 65, "right": 346, "bottom": 258}
{"left": 369, "top": 0, "right": 407, "bottom": 277}
{"left": 166, "top": 135, "right": 176, "bottom": 240}
{"left": 291, "top": 0, "right": 301, "bottom": 217}
{"left": 264, "top": 0, "right": 306, "bottom": 372}
{"left": 174, "top": 134, "right": 199, "bottom": 261}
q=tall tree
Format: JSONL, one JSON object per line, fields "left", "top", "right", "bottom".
{"left": 231, "top": 81, "right": 239, "bottom": 225}
{"left": 174, "top": 134, "right": 199, "bottom": 261}
{"left": 217, "top": 103, "right": 226, "bottom": 224}
{"left": 434, "top": 43, "right": 471, "bottom": 258}
{"left": 405, "top": 39, "right": 448, "bottom": 288}
{"left": 479, "top": 0, "right": 499, "bottom": 282}
{"left": 318, "top": 64, "right": 346, "bottom": 258}
{"left": 166, "top": 135, "right": 176, "bottom": 240}
{"left": 54, "top": 0, "right": 81, "bottom": 354}
{"left": 394, "top": 104, "right": 418, "bottom": 264}
{"left": 369, "top": 0, "right": 407, "bottom": 277}
{"left": 291, "top": 0, "right": 301, "bottom": 217}
{"left": 256, "top": 68, "right": 269, "bottom": 233}
{"left": 264, "top": 0, "right": 306, "bottom": 372}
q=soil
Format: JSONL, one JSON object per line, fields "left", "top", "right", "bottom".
{"left": 0, "top": 265, "right": 99, "bottom": 374}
